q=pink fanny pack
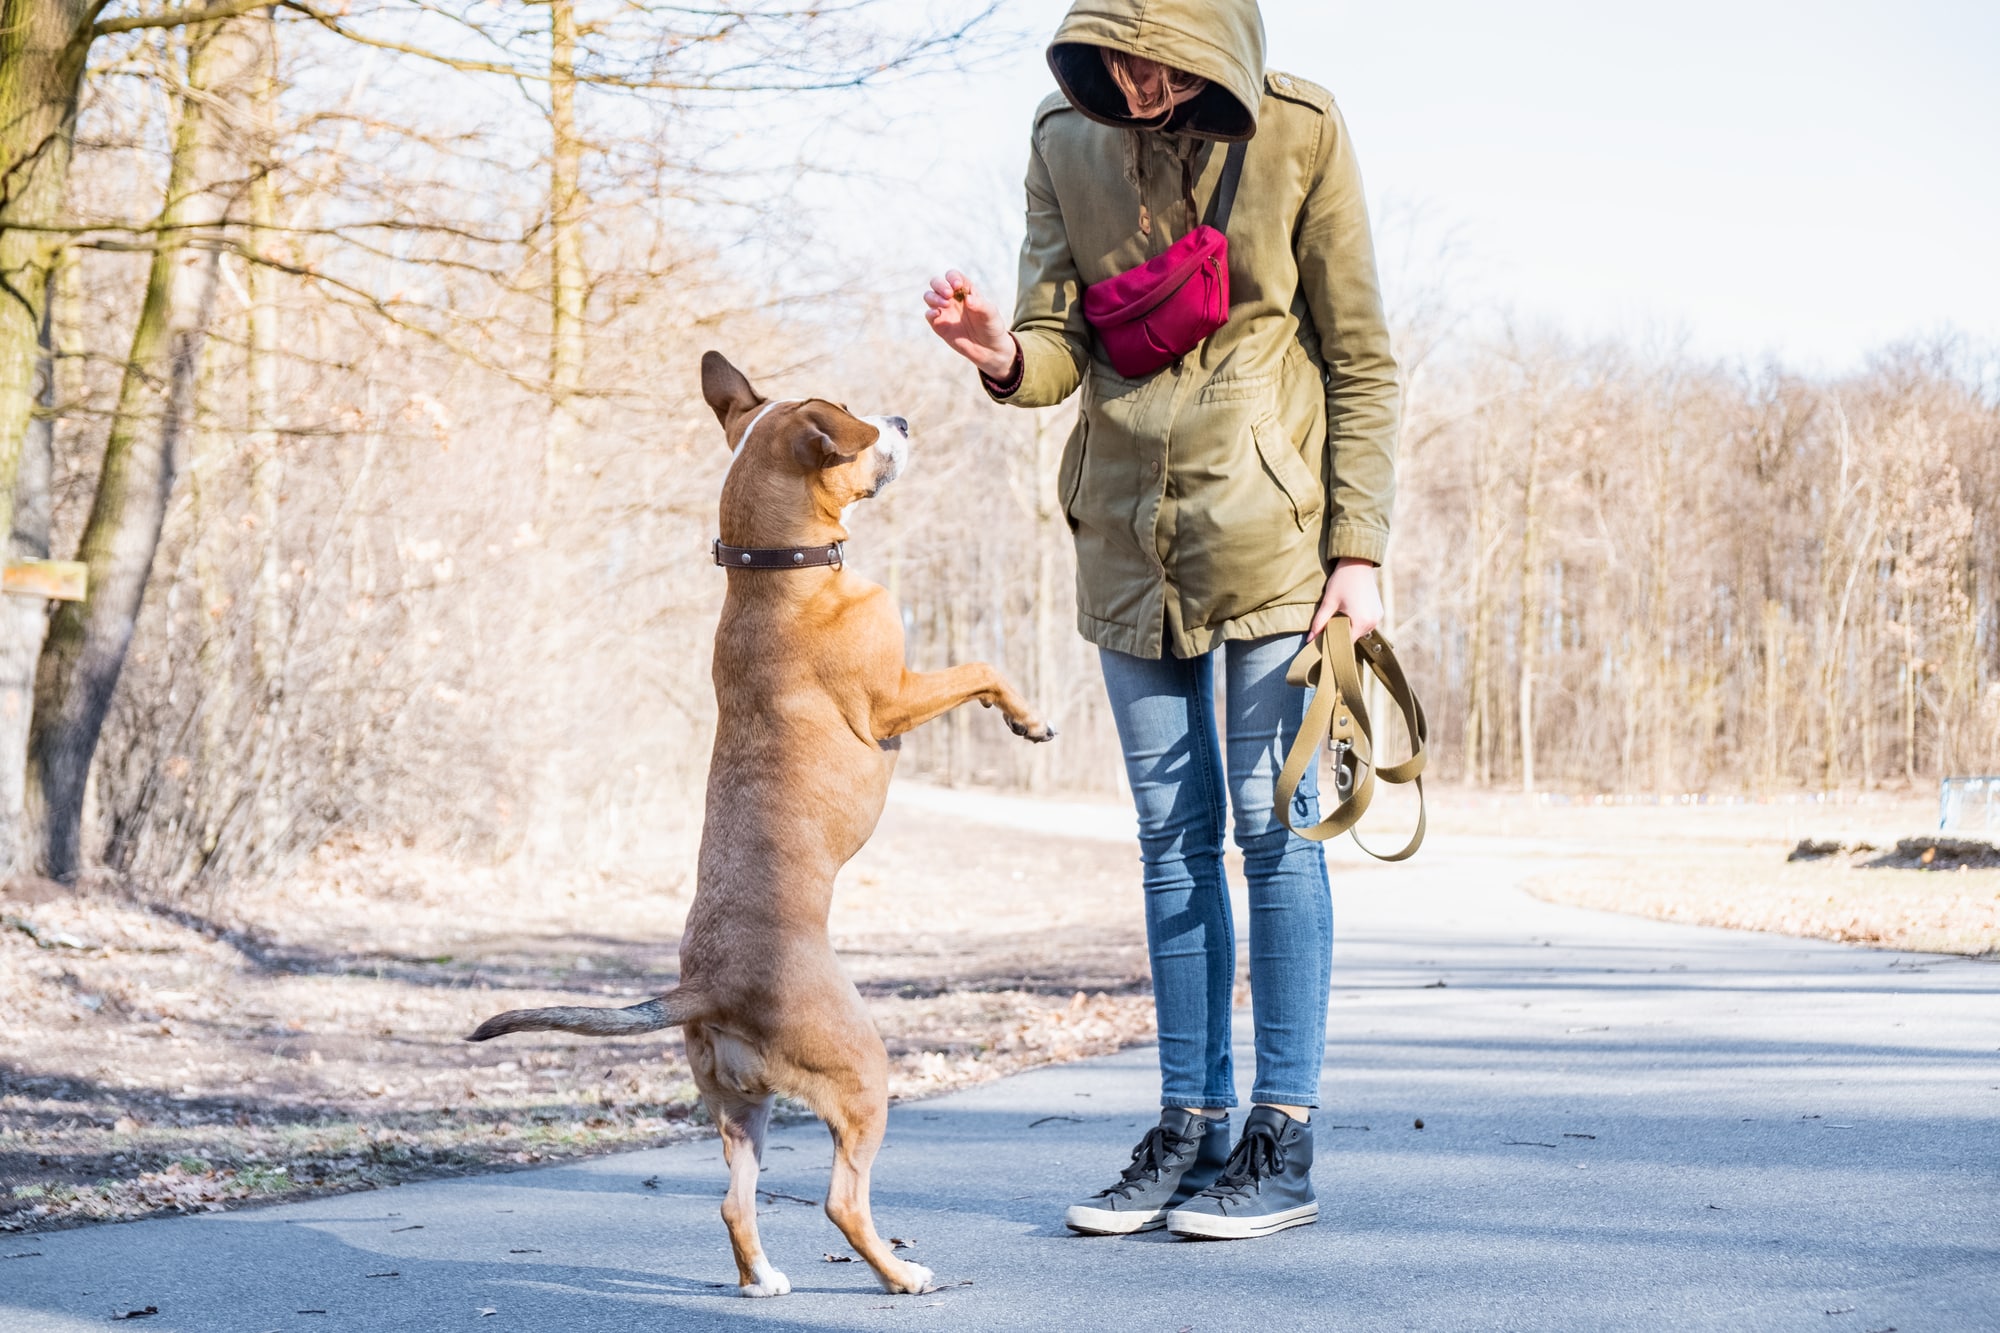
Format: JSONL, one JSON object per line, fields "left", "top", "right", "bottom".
{"left": 1082, "top": 140, "right": 1247, "bottom": 379}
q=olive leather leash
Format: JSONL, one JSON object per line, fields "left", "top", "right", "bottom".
{"left": 1274, "top": 615, "right": 1430, "bottom": 862}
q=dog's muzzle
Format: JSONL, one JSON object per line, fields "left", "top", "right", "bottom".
{"left": 864, "top": 415, "right": 909, "bottom": 492}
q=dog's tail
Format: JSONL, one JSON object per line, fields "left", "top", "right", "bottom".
{"left": 465, "top": 987, "right": 702, "bottom": 1042}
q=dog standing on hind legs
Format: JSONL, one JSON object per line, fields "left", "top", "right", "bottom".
{"left": 468, "top": 351, "right": 1053, "bottom": 1298}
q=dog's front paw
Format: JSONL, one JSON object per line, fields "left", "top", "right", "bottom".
{"left": 1007, "top": 715, "right": 1056, "bottom": 742}
{"left": 875, "top": 1261, "right": 934, "bottom": 1295}
{"left": 741, "top": 1260, "right": 791, "bottom": 1297}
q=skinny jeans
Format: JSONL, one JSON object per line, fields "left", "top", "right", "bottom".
{"left": 1098, "top": 633, "right": 1332, "bottom": 1110}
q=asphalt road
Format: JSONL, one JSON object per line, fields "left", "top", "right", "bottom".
{"left": 5, "top": 797, "right": 1997, "bottom": 1332}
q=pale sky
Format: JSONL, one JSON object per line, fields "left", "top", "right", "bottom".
{"left": 800, "top": 0, "right": 1999, "bottom": 372}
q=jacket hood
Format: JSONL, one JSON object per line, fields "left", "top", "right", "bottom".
{"left": 1047, "top": 0, "right": 1265, "bottom": 141}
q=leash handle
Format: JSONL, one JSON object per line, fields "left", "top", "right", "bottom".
{"left": 1275, "top": 616, "right": 1430, "bottom": 862}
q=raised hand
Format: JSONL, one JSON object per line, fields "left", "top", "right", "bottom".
{"left": 922, "top": 269, "right": 1018, "bottom": 379}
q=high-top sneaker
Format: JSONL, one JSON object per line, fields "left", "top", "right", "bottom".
{"left": 1063, "top": 1109, "right": 1231, "bottom": 1235}
{"left": 1167, "top": 1105, "right": 1317, "bottom": 1239}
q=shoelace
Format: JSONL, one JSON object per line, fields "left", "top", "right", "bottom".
{"left": 1204, "top": 1124, "right": 1286, "bottom": 1203}
{"left": 1095, "top": 1124, "right": 1198, "bottom": 1200}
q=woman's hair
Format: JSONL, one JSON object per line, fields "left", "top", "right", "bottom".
{"left": 1099, "top": 48, "right": 1207, "bottom": 124}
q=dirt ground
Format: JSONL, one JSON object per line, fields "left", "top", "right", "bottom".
{"left": 7, "top": 782, "right": 1994, "bottom": 1235}
{"left": 1, "top": 804, "right": 1155, "bottom": 1233}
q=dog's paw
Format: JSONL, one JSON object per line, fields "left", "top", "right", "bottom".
{"left": 741, "top": 1260, "right": 791, "bottom": 1298}
{"left": 875, "top": 1261, "right": 934, "bottom": 1295}
{"left": 1007, "top": 715, "right": 1056, "bottom": 743}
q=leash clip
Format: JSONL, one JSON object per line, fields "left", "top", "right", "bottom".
{"left": 1329, "top": 738, "right": 1356, "bottom": 802}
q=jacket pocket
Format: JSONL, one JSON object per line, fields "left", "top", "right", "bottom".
{"left": 1252, "top": 415, "right": 1323, "bottom": 531}
{"left": 1195, "top": 369, "right": 1278, "bottom": 403}
{"left": 1057, "top": 414, "right": 1088, "bottom": 531}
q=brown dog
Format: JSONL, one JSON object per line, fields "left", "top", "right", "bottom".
{"left": 469, "top": 352, "right": 1052, "bottom": 1297}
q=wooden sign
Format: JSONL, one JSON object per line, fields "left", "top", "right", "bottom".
{"left": 2, "top": 559, "right": 88, "bottom": 602}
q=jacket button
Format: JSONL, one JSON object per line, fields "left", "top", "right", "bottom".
{"left": 1150, "top": 460, "right": 1162, "bottom": 478}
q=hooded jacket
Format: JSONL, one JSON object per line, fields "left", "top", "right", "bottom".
{"left": 990, "top": 0, "right": 1400, "bottom": 659}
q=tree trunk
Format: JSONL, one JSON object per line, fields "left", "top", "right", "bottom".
{"left": 1760, "top": 599, "right": 1783, "bottom": 791}
{"left": 246, "top": 16, "right": 286, "bottom": 852}
{"left": 0, "top": 2, "right": 94, "bottom": 547}
{"left": 189, "top": 306, "right": 234, "bottom": 868}
{"left": 1376, "top": 363, "right": 1410, "bottom": 769}
{"left": 1646, "top": 420, "right": 1673, "bottom": 792}
{"left": 0, "top": 275, "right": 58, "bottom": 872}
{"left": 1517, "top": 423, "right": 1542, "bottom": 795}
{"left": 1030, "top": 411, "right": 1058, "bottom": 792}
{"left": 1858, "top": 619, "right": 1874, "bottom": 790}
{"left": 545, "top": 0, "right": 585, "bottom": 484}
{"left": 28, "top": 19, "right": 259, "bottom": 880}
{"left": 1902, "top": 604, "right": 1917, "bottom": 785}
{"left": 1466, "top": 424, "right": 1498, "bottom": 785}
{"left": 0, "top": 4, "right": 94, "bottom": 869}
{"left": 949, "top": 592, "right": 971, "bottom": 785}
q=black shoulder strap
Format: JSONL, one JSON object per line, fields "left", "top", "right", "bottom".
{"left": 1204, "top": 139, "right": 1249, "bottom": 234}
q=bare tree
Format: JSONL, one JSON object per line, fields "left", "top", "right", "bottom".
{"left": 22, "top": 2, "right": 1999, "bottom": 912}
{"left": 30, "top": 1, "right": 1005, "bottom": 891}
{"left": 29, "top": 15, "right": 265, "bottom": 879}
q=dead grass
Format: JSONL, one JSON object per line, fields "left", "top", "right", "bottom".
{"left": 1524, "top": 854, "right": 2000, "bottom": 956}
{"left": 1, "top": 802, "right": 1153, "bottom": 1233}
{"left": 1494, "top": 789, "right": 2000, "bottom": 957}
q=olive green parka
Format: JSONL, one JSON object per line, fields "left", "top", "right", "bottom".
{"left": 989, "top": 0, "right": 1400, "bottom": 659}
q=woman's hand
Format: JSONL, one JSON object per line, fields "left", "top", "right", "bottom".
{"left": 923, "top": 270, "right": 1018, "bottom": 378}
{"left": 1309, "top": 558, "right": 1383, "bottom": 643}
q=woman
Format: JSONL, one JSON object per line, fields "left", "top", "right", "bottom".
{"left": 923, "top": 0, "right": 1398, "bottom": 1241}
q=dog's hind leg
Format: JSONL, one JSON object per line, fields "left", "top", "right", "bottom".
{"left": 689, "top": 1028, "right": 787, "bottom": 1298}
{"left": 716, "top": 1092, "right": 786, "bottom": 1297}
{"left": 821, "top": 1068, "right": 933, "bottom": 1295}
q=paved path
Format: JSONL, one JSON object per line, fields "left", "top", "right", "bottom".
{"left": 5, "top": 794, "right": 1997, "bottom": 1331}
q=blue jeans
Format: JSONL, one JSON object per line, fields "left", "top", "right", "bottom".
{"left": 1099, "top": 634, "right": 1332, "bottom": 1110}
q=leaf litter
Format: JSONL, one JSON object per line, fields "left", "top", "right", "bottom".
{"left": 1, "top": 815, "right": 1157, "bottom": 1233}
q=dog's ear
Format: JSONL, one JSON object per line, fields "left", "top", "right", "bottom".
{"left": 700, "top": 351, "right": 761, "bottom": 437}
{"left": 790, "top": 407, "right": 879, "bottom": 469}
{"left": 792, "top": 428, "right": 854, "bottom": 471}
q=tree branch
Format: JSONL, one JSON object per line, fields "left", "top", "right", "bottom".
{"left": 93, "top": 0, "right": 280, "bottom": 38}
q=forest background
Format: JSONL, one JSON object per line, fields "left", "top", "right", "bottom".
{"left": 0, "top": 0, "right": 1995, "bottom": 898}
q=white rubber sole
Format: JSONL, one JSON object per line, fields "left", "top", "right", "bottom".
{"left": 1167, "top": 1200, "right": 1319, "bottom": 1240}
{"left": 1063, "top": 1203, "right": 1168, "bottom": 1235}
